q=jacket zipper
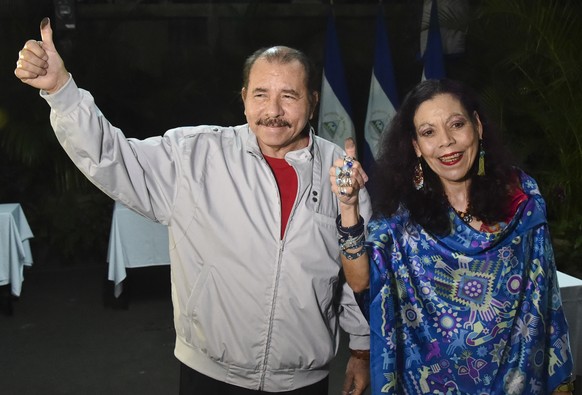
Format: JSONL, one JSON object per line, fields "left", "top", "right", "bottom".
{"left": 259, "top": 240, "right": 284, "bottom": 390}
{"left": 258, "top": 160, "right": 301, "bottom": 390}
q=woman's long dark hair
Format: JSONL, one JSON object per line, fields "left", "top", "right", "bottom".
{"left": 370, "top": 79, "right": 518, "bottom": 236}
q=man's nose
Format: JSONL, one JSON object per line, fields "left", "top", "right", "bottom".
{"left": 266, "top": 98, "right": 284, "bottom": 118}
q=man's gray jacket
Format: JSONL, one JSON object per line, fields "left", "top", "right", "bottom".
{"left": 42, "top": 76, "right": 371, "bottom": 392}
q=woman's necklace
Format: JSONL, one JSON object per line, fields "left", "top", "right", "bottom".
{"left": 455, "top": 209, "right": 474, "bottom": 223}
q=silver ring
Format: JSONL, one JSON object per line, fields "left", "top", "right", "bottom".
{"left": 339, "top": 187, "right": 347, "bottom": 196}
{"left": 343, "top": 156, "right": 354, "bottom": 167}
{"left": 338, "top": 176, "right": 352, "bottom": 187}
{"left": 337, "top": 166, "right": 352, "bottom": 179}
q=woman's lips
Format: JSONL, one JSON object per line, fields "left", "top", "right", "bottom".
{"left": 439, "top": 152, "right": 463, "bottom": 166}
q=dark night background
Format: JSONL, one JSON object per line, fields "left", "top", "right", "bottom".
{"left": 1, "top": 0, "right": 581, "bottom": 276}
{"left": 1, "top": 1, "right": 582, "bottom": 394}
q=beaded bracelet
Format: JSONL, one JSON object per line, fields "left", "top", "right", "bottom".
{"left": 339, "top": 233, "right": 365, "bottom": 251}
{"left": 337, "top": 215, "right": 366, "bottom": 260}
{"left": 336, "top": 215, "right": 365, "bottom": 238}
{"left": 341, "top": 246, "right": 366, "bottom": 260}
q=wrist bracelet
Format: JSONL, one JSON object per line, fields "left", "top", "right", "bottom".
{"left": 336, "top": 215, "right": 365, "bottom": 238}
{"left": 341, "top": 246, "right": 366, "bottom": 260}
{"left": 350, "top": 349, "right": 370, "bottom": 360}
{"left": 339, "top": 233, "right": 365, "bottom": 250}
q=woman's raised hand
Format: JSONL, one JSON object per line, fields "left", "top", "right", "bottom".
{"left": 329, "top": 138, "right": 368, "bottom": 207}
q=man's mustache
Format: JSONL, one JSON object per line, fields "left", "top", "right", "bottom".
{"left": 257, "top": 118, "right": 291, "bottom": 128}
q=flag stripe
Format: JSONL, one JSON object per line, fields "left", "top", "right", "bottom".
{"left": 422, "top": 0, "right": 446, "bottom": 80}
{"left": 318, "top": 10, "right": 355, "bottom": 148}
{"left": 364, "top": 7, "right": 399, "bottom": 167}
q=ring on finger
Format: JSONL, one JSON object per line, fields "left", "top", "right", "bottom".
{"left": 337, "top": 166, "right": 352, "bottom": 178}
{"left": 341, "top": 175, "right": 352, "bottom": 187}
{"left": 339, "top": 187, "right": 347, "bottom": 196}
{"left": 343, "top": 156, "right": 354, "bottom": 168}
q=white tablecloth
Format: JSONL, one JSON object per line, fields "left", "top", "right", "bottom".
{"left": 0, "top": 203, "right": 34, "bottom": 297}
{"left": 557, "top": 271, "right": 582, "bottom": 377}
{"left": 107, "top": 202, "right": 169, "bottom": 298}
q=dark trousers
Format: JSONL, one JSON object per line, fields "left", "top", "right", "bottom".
{"left": 179, "top": 363, "right": 329, "bottom": 395}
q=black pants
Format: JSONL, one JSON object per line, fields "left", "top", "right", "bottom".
{"left": 179, "top": 363, "right": 329, "bottom": 395}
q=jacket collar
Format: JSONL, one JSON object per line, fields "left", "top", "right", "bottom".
{"left": 245, "top": 124, "right": 315, "bottom": 163}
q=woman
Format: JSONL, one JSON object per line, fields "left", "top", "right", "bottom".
{"left": 330, "top": 79, "right": 574, "bottom": 394}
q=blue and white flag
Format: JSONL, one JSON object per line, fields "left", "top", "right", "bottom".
{"left": 422, "top": 0, "right": 446, "bottom": 80}
{"left": 318, "top": 11, "right": 355, "bottom": 148}
{"left": 363, "top": 7, "right": 399, "bottom": 170}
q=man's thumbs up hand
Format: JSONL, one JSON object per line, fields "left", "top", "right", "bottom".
{"left": 15, "top": 17, "right": 69, "bottom": 94}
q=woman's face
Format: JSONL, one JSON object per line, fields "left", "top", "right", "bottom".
{"left": 412, "top": 93, "right": 482, "bottom": 192}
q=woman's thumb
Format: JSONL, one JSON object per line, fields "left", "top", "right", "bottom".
{"left": 344, "top": 137, "right": 357, "bottom": 159}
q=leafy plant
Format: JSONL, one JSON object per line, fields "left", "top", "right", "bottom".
{"left": 463, "top": 0, "right": 582, "bottom": 272}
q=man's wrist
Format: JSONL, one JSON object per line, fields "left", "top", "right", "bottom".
{"left": 46, "top": 71, "right": 70, "bottom": 95}
{"left": 349, "top": 349, "right": 370, "bottom": 361}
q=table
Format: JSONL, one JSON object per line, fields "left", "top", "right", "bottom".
{"left": 558, "top": 270, "right": 582, "bottom": 377}
{"left": 107, "top": 202, "right": 169, "bottom": 298}
{"left": 0, "top": 203, "right": 34, "bottom": 297}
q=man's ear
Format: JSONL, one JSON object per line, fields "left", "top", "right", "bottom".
{"left": 241, "top": 88, "right": 247, "bottom": 115}
{"left": 309, "top": 91, "right": 319, "bottom": 120}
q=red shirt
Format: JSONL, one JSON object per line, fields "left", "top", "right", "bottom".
{"left": 264, "top": 155, "right": 298, "bottom": 239}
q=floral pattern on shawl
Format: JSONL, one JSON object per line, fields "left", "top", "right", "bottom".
{"left": 367, "top": 171, "right": 572, "bottom": 395}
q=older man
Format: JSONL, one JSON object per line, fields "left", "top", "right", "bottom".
{"left": 15, "top": 18, "right": 371, "bottom": 395}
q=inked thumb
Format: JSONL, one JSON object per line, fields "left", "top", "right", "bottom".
{"left": 39, "top": 17, "right": 55, "bottom": 48}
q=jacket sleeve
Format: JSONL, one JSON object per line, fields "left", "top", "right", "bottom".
{"left": 338, "top": 279, "right": 371, "bottom": 350}
{"left": 41, "top": 76, "right": 176, "bottom": 224}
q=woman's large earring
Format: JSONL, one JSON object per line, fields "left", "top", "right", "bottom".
{"left": 478, "top": 139, "right": 485, "bottom": 176}
{"left": 413, "top": 157, "right": 424, "bottom": 190}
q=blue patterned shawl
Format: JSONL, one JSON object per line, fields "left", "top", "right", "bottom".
{"left": 366, "top": 171, "right": 572, "bottom": 394}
